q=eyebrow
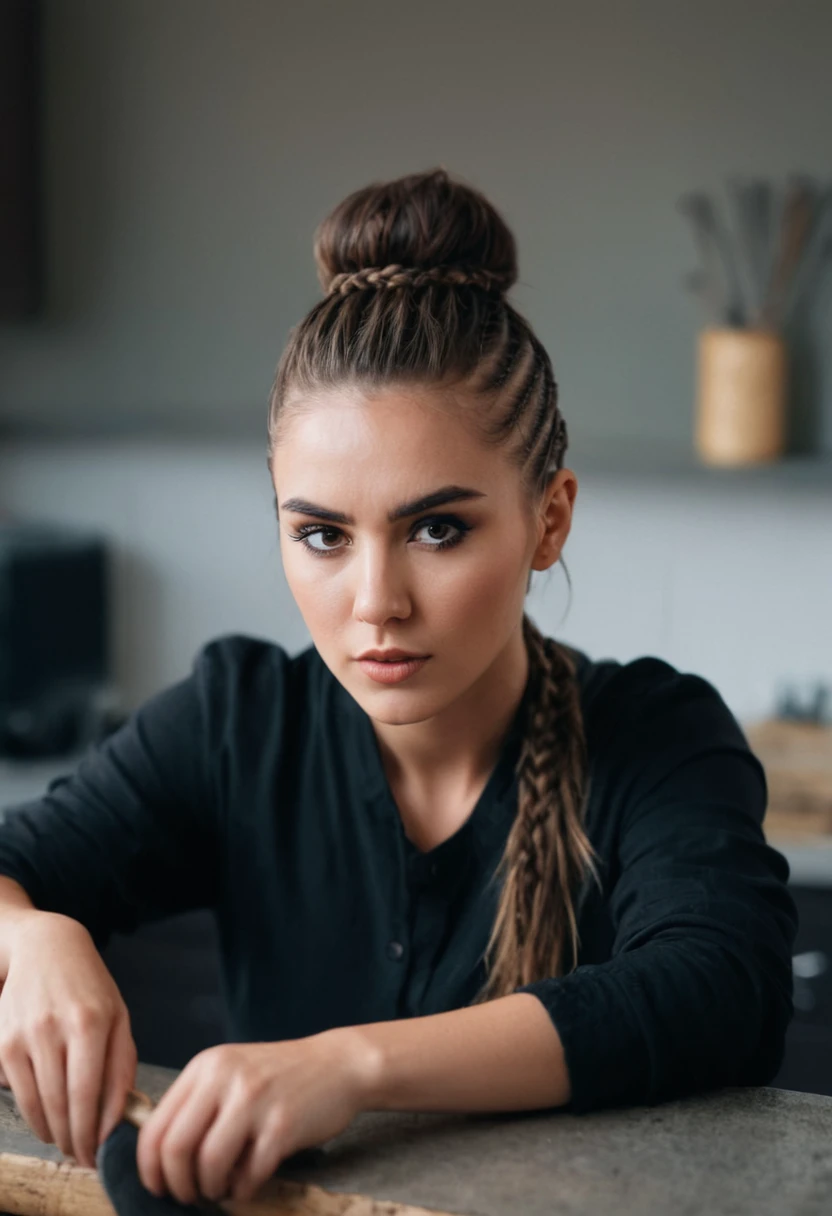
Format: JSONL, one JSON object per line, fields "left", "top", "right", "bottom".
{"left": 279, "top": 485, "right": 487, "bottom": 525}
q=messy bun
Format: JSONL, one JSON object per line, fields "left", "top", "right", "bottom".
{"left": 267, "top": 167, "right": 601, "bottom": 1000}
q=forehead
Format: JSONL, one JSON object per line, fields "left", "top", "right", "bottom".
{"left": 274, "top": 386, "right": 509, "bottom": 484}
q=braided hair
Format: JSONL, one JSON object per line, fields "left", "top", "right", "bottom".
{"left": 267, "top": 167, "right": 601, "bottom": 997}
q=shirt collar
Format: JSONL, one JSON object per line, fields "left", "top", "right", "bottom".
{"left": 321, "top": 640, "right": 590, "bottom": 863}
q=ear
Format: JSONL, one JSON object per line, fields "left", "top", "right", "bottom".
{"left": 530, "top": 469, "right": 577, "bottom": 572}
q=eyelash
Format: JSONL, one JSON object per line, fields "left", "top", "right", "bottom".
{"left": 288, "top": 514, "right": 472, "bottom": 559}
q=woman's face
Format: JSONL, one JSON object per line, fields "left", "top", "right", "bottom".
{"left": 270, "top": 384, "right": 574, "bottom": 724}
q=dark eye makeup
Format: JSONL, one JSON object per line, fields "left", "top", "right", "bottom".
{"left": 287, "top": 514, "right": 472, "bottom": 559}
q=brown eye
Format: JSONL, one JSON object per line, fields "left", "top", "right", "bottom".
{"left": 412, "top": 516, "right": 471, "bottom": 551}
{"left": 304, "top": 528, "right": 343, "bottom": 552}
{"left": 415, "top": 522, "right": 455, "bottom": 545}
{"left": 289, "top": 526, "right": 347, "bottom": 556}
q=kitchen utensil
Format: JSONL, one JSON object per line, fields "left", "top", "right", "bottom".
{"left": 679, "top": 193, "right": 726, "bottom": 323}
{"left": 726, "top": 177, "right": 775, "bottom": 324}
{"left": 678, "top": 191, "right": 745, "bottom": 325}
{"left": 761, "top": 175, "right": 817, "bottom": 327}
{"left": 780, "top": 183, "right": 832, "bottom": 326}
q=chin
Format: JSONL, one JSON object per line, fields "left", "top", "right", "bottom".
{"left": 353, "top": 683, "right": 446, "bottom": 724}
{"left": 372, "top": 704, "right": 441, "bottom": 726}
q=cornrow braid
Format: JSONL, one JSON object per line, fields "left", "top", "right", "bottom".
{"left": 472, "top": 613, "right": 602, "bottom": 1001}
{"left": 267, "top": 166, "right": 603, "bottom": 1001}
{"left": 327, "top": 263, "right": 511, "bottom": 296}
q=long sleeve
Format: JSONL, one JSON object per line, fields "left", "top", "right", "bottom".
{"left": 0, "top": 646, "right": 221, "bottom": 952}
{"left": 516, "top": 661, "right": 799, "bottom": 1114}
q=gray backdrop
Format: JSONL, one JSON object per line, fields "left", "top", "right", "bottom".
{"left": 1, "top": 0, "right": 830, "bottom": 452}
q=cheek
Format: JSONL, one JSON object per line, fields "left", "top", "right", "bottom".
{"left": 421, "top": 545, "right": 528, "bottom": 625}
{"left": 288, "top": 573, "right": 343, "bottom": 625}
{"left": 280, "top": 546, "right": 339, "bottom": 619}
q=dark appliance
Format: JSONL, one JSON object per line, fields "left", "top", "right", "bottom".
{"left": 0, "top": 521, "right": 111, "bottom": 757}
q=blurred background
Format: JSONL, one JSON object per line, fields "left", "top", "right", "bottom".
{"left": 1, "top": 0, "right": 831, "bottom": 1093}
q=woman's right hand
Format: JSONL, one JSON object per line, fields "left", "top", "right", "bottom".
{"left": 0, "top": 912, "right": 138, "bottom": 1168}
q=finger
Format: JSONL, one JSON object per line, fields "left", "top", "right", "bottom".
{"left": 96, "top": 1013, "right": 138, "bottom": 1148}
{"left": 31, "top": 1031, "right": 72, "bottom": 1157}
{"left": 195, "top": 1098, "right": 256, "bottom": 1201}
{"left": 231, "top": 1115, "right": 288, "bottom": 1205}
{"left": 136, "top": 1068, "right": 199, "bottom": 1198}
{"left": 227, "top": 1138, "right": 257, "bottom": 1202}
{"left": 1, "top": 1050, "right": 51, "bottom": 1143}
{"left": 156, "top": 1084, "right": 221, "bottom": 1207}
{"left": 65, "top": 1010, "right": 110, "bottom": 1169}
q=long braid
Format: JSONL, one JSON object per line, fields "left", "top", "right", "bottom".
{"left": 472, "top": 613, "right": 602, "bottom": 1001}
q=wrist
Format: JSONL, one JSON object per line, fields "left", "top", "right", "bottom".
{"left": 11, "top": 909, "right": 89, "bottom": 950}
{"left": 318, "top": 1025, "right": 386, "bottom": 1114}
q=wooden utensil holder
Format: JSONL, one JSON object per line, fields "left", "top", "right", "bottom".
{"left": 695, "top": 327, "right": 787, "bottom": 465}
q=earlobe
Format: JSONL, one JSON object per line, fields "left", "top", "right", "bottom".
{"left": 527, "top": 469, "right": 574, "bottom": 573}
{"left": 531, "top": 514, "right": 566, "bottom": 573}
{"left": 530, "top": 521, "right": 563, "bottom": 572}
{"left": 530, "top": 544, "right": 562, "bottom": 573}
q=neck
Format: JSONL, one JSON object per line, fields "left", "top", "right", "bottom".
{"left": 370, "top": 623, "right": 530, "bottom": 805}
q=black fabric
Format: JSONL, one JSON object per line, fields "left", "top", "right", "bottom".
{"left": 0, "top": 635, "right": 798, "bottom": 1114}
{"left": 97, "top": 1119, "right": 223, "bottom": 1214}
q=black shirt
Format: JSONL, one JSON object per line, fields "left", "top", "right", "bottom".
{"left": 0, "top": 635, "right": 798, "bottom": 1114}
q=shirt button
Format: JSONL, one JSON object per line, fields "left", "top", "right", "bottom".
{"left": 386, "top": 940, "right": 405, "bottom": 961}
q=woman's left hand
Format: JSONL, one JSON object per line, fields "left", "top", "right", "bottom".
{"left": 134, "top": 1031, "right": 377, "bottom": 1206}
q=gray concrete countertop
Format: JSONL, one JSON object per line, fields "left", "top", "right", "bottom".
{"left": 1, "top": 1062, "right": 831, "bottom": 1215}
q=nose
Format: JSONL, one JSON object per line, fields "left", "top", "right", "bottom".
{"left": 352, "top": 543, "right": 412, "bottom": 625}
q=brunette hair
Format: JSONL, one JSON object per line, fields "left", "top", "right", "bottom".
{"left": 267, "top": 167, "right": 601, "bottom": 998}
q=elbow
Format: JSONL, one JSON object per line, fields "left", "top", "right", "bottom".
{"left": 734, "top": 959, "right": 795, "bottom": 1087}
{"left": 685, "top": 939, "right": 796, "bottom": 1096}
{"left": 642, "top": 936, "right": 795, "bottom": 1105}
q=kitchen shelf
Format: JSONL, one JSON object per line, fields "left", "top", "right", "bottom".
{"left": 2, "top": 424, "right": 830, "bottom": 490}
{"left": 566, "top": 438, "right": 832, "bottom": 490}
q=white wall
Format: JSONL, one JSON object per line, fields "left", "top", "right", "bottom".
{"left": 2, "top": 437, "right": 829, "bottom": 726}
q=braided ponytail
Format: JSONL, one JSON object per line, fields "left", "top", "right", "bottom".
{"left": 472, "top": 613, "right": 601, "bottom": 1000}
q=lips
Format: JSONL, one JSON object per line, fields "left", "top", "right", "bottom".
{"left": 357, "top": 651, "right": 428, "bottom": 662}
{"left": 357, "top": 655, "right": 431, "bottom": 684}
{"left": 371, "top": 656, "right": 423, "bottom": 662}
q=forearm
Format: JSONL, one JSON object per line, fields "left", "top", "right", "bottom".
{"left": 331, "top": 992, "right": 571, "bottom": 1114}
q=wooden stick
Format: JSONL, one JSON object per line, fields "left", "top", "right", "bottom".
{"left": 0, "top": 1148, "right": 460, "bottom": 1216}
{"left": 0, "top": 1088, "right": 463, "bottom": 1215}
{"left": 0, "top": 1152, "right": 115, "bottom": 1216}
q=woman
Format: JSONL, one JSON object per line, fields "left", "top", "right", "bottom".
{"left": 0, "top": 168, "right": 797, "bottom": 1207}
